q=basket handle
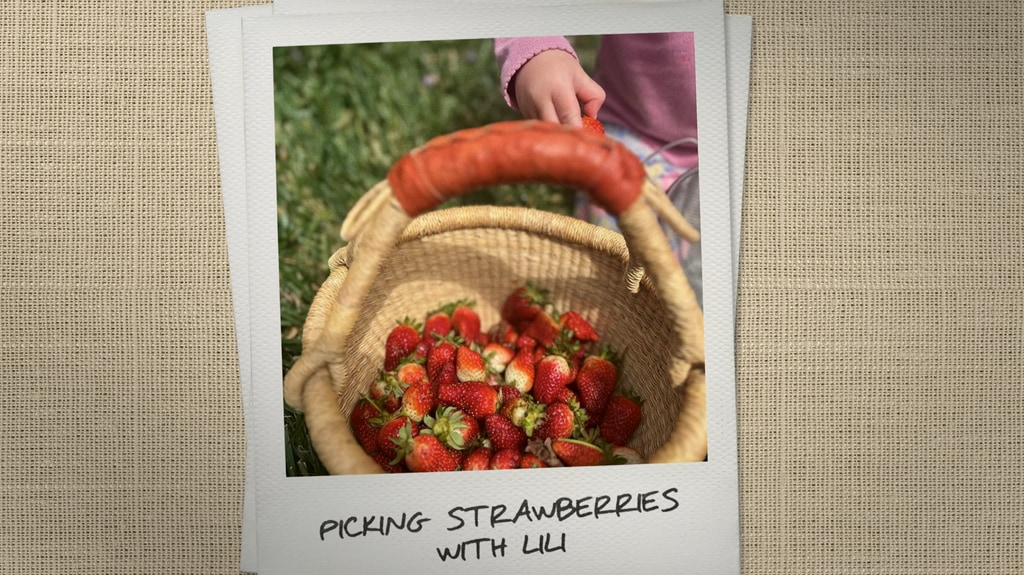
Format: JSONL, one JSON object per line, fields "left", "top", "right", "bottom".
{"left": 284, "top": 120, "right": 703, "bottom": 405}
{"left": 388, "top": 120, "right": 645, "bottom": 217}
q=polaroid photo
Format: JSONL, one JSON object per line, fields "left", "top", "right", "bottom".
{"left": 207, "top": 7, "right": 751, "bottom": 575}
{"left": 229, "top": 1, "right": 740, "bottom": 572}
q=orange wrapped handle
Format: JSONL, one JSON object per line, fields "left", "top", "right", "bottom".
{"left": 387, "top": 120, "right": 646, "bottom": 217}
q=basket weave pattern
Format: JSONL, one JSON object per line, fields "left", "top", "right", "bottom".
{"left": 286, "top": 122, "right": 708, "bottom": 474}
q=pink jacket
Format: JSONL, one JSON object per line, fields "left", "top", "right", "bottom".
{"left": 495, "top": 34, "right": 698, "bottom": 171}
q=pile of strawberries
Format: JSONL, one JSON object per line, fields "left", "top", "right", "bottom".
{"left": 349, "top": 283, "right": 646, "bottom": 473}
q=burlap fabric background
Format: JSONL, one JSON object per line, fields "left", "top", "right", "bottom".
{"left": 1, "top": 1, "right": 1020, "bottom": 573}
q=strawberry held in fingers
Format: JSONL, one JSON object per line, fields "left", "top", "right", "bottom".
{"left": 582, "top": 115, "right": 605, "bottom": 135}
{"left": 599, "top": 391, "right": 643, "bottom": 446}
{"left": 384, "top": 318, "right": 422, "bottom": 371}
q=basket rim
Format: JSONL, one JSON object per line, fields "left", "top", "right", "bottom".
{"left": 336, "top": 204, "right": 656, "bottom": 291}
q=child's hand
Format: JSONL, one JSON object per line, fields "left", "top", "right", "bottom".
{"left": 512, "top": 49, "right": 605, "bottom": 127}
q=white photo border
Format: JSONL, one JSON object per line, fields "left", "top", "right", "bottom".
{"left": 242, "top": 2, "right": 738, "bottom": 573}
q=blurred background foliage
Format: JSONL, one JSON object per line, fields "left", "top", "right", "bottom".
{"left": 275, "top": 37, "right": 598, "bottom": 476}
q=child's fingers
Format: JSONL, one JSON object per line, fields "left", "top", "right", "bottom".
{"left": 577, "top": 80, "right": 606, "bottom": 119}
{"left": 528, "top": 99, "right": 561, "bottom": 124}
{"left": 552, "top": 90, "right": 583, "bottom": 126}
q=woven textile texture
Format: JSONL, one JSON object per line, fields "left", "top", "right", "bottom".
{"left": 1, "top": 1, "right": 1020, "bottom": 574}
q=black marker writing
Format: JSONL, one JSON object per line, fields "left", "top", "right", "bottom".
{"left": 436, "top": 537, "right": 507, "bottom": 561}
{"left": 522, "top": 532, "right": 566, "bottom": 555}
{"left": 319, "top": 512, "right": 430, "bottom": 541}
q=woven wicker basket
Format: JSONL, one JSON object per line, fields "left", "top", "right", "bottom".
{"left": 283, "top": 120, "right": 707, "bottom": 474}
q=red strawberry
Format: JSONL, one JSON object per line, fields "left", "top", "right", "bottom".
{"left": 552, "top": 437, "right": 605, "bottom": 467}
{"left": 399, "top": 379, "right": 436, "bottom": 422}
{"left": 384, "top": 318, "right": 422, "bottom": 371}
{"left": 489, "top": 449, "right": 522, "bottom": 470}
{"left": 575, "top": 346, "right": 619, "bottom": 421}
{"left": 422, "top": 307, "right": 454, "bottom": 340}
{"left": 493, "top": 322, "right": 519, "bottom": 346}
{"left": 378, "top": 416, "right": 416, "bottom": 462}
{"left": 396, "top": 432, "right": 461, "bottom": 473}
{"left": 582, "top": 115, "right": 605, "bottom": 135}
{"left": 499, "top": 395, "right": 532, "bottom": 427}
{"left": 395, "top": 361, "right": 427, "bottom": 386}
{"left": 427, "top": 334, "right": 460, "bottom": 388}
{"left": 371, "top": 450, "right": 406, "bottom": 473}
{"left": 451, "top": 302, "right": 481, "bottom": 343}
{"left": 558, "top": 310, "right": 599, "bottom": 342}
{"left": 350, "top": 397, "right": 383, "bottom": 454}
{"left": 520, "top": 453, "right": 548, "bottom": 468}
{"left": 503, "top": 347, "right": 535, "bottom": 393}
{"left": 532, "top": 345, "right": 548, "bottom": 365}
{"left": 496, "top": 385, "right": 522, "bottom": 406}
{"left": 456, "top": 345, "right": 487, "bottom": 382}
{"left": 481, "top": 342, "right": 514, "bottom": 374}
{"left": 598, "top": 391, "right": 643, "bottom": 446}
{"left": 556, "top": 386, "right": 579, "bottom": 406}
{"left": 530, "top": 401, "right": 578, "bottom": 440}
{"left": 514, "top": 333, "right": 537, "bottom": 352}
{"left": 368, "top": 371, "right": 404, "bottom": 413}
{"left": 413, "top": 338, "right": 432, "bottom": 359}
{"left": 569, "top": 347, "right": 587, "bottom": 378}
{"left": 483, "top": 414, "right": 527, "bottom": 452}
{"left": 438, "top": 381, "right": 499, "bottom": 419}
{"left": 423, "top": 406, "right": 480, "bottom": 451}
{"left": 522, "top": 311, "right": 561, "bottom": 348}
{"left": 501, "top": 283, "right": 550, "bottom": 331}
{"left": 462, "top": 447, "right": 493, "bottom": 471}
{"left": 532, "top": 354, "right": 574, "bottom": 404}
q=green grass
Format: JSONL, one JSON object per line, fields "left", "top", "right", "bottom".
{"left": 275, "top": 37, "right": 598, "bottom": 476}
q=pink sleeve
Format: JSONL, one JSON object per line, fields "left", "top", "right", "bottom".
{"left": 494, "top": 37, "right": 577, "bottom": 109}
